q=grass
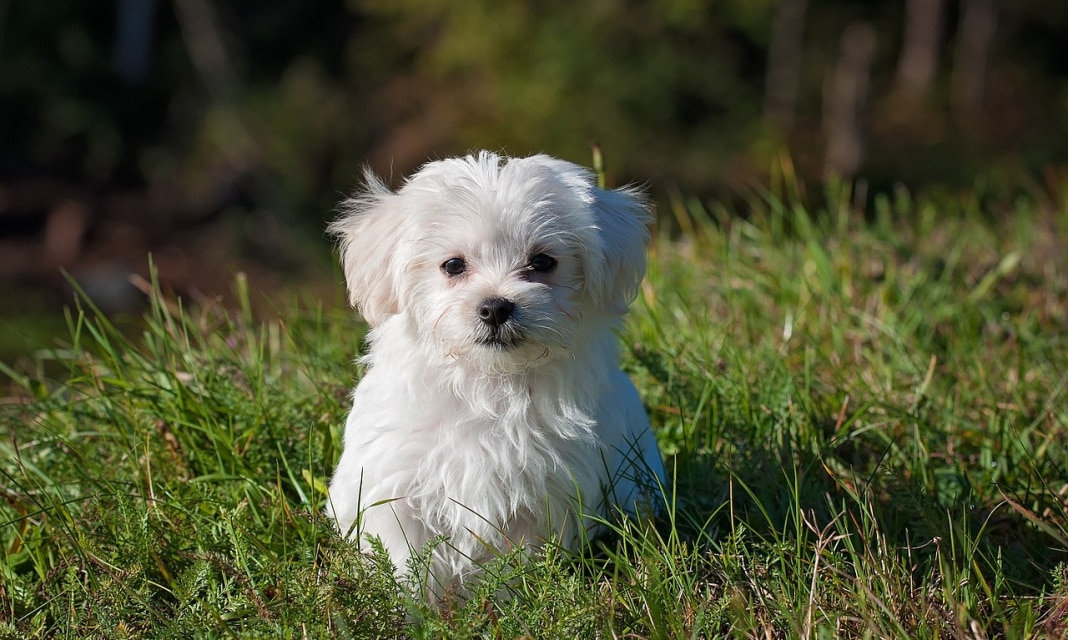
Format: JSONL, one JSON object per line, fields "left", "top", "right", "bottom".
{"left": 2, "top": 180, "right": 1067, "bottom": 638}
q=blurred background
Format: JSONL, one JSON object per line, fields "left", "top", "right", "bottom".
{"left": 2, "top": 0, "right": 1067, "bottom": 358}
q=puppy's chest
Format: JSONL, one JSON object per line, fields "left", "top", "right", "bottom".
{"left": 407, "top": 403, "right": 602, "bottom": 516}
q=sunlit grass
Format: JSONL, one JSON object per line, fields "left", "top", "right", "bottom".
{"left": 2, "top": 183, "right": 1066, "bottom": 638}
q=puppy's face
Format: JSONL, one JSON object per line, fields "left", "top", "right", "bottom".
{"left": 331, "top": 152, "right": 651, "bottom": 370}
{"left": 406, "top": 183, "right": 588, "bottom": 367}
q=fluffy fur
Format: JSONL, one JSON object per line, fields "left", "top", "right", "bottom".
{"left": 325, "top": 151, "right": 665, "bottom": 598}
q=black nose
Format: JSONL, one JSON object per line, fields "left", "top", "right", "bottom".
{"left": 478, "top": 297, "right": 515, "bottom": 328}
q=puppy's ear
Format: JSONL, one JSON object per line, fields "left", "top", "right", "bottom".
{"left": 586, "top": 185, "right": 653, "bottom": 315}
{"left": 328, "top": 170, "right": 408, "bottom": 326}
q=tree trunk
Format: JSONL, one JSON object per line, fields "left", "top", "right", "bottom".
{"left": 823, "top": 22, "right": 877, "bottom": 180}
{"left": 764, "top": 0, "right": 809, "bottom": 132}
{"left": 953, "top": 0, "right": 997, "bottom": 122}
{"left": 894, "top": 0, "right": 945, "bottom": 106}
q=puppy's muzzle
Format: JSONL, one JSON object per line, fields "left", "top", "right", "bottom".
{"left": 478, "top": 297, "right": 515, "bottom": 328}
{"left": 476, "top": 297, "right": 525, "bottom": 349}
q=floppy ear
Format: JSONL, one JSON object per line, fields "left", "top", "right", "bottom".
{"left": 512, "top": 155, "right": 652, "bottom": 315}
{"left": 328, "top": 170, "right": 408, "bottom": 326}
{"left": 585, "top": 184, "right": 653, "bottom": 315}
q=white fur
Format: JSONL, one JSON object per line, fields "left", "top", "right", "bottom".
{"left": 325, "top": 151, "right": 664, "bottom": 598}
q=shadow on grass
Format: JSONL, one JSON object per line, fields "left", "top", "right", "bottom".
{"left": 632, "top": 339, "right": 1066, "bottom": 598}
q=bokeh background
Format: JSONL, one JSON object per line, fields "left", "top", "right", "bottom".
{"left": 2, "top": 0, "right": 1067, "bottom": 357}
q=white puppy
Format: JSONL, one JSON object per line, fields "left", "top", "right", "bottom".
{"left": 326, "top": 151, "right": 664, "bottom": 598}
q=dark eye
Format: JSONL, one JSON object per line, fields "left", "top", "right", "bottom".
{"left": 529, "top": 253, "right": 557, "bottom": 273}
{"left": 442, "top": 257, "right": 467, "bottom": 276}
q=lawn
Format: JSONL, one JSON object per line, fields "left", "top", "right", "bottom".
{"left": 2, "top": 179, "right": 1066, "bottom": 638}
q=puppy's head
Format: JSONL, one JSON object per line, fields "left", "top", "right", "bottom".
{"left": 329, "top": 151, "right": 651, "bottom": 368}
